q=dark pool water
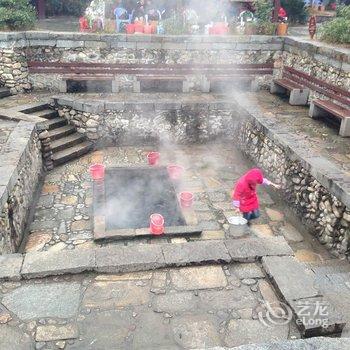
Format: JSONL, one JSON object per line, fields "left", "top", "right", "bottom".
{"left": 103, "top": 167, "right": 185, "bottom": 230}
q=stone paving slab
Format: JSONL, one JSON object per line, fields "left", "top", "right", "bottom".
{"left": 0, "top": 253, "right": 23, "bottom": 281}
{"left": 162, "top": 240, "right": 231, "bottom": 266}
{"left": 95, "top": 244, "right": 165, "bottom": 273}
{"left": 289, "top": 297, "right": 345, "bottom": 337}
{"left": 1, "top": 282, "right": 81, "bottom": 320}
{"left": 21, "top": 249, "right": 95, "bottom": 279}
{"left": 224, "top": 319, "right": 289, "bottom": 348}
{"left": 262, "top": 256, "right": 319, "bottom": 301}
{"left": 0, "top": 325, "right": 34, "bottom": 350}
{"left": 262, "top": 256, "right": 346, "bottom": 337}
{"left": 226, "top": 237, "right": 293, "bottom": 262}
{"left": 35, "top": 324, "right": 78, "bottom": 342}
{"left": 205, "top": 337, "right": 350, "bottom": 350}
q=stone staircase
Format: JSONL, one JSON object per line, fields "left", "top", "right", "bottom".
{"left": 0, "top": 86, "right": 11, "bottom": 99}
{"left": 28, "top": 106, "right": 93, "bottom": 167}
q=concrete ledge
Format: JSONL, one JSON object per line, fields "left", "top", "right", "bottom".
{"left": 52, "top": 96, "right": 239, "bottom": 113}
{"left": 162, "top": 240, "right": 231, "bottom": 266}
{"left": 226, "top": 236, "right": 294, "bottom": 262}
{"left": 0, "top": 237, "right": 294, "bottom": 281}
{"left": 21, "top": 249, "right": 95, "bottom": 279}
{"left": 95, "top": 244, "right": 165, "bottom": 273}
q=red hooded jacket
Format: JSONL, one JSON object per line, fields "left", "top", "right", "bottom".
{"left": 232, "top": 168, "right": 264, "bottom": 212}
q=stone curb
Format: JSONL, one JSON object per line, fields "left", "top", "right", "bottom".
{"left": 0, "top": 33, "right": 347, "bottom": 65}
{"left": 0, "top": 237, "right": 293, "bottom": 281}
{"left": 51, "top": 95, "right": 238, "bottom": 113}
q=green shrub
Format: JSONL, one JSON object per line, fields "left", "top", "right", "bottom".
{"left": 281, "top": 0, "right": 308, "bottom": 23}
{"left": 0, "top": 0, "right": 36, "bottom": 30}
{"left": 320, "top": 5, "right": 350, "bottom": 44}
{"left": 336, "top": 4, "right": 350, "bottom": 19}
{"left": 257, "top": 21, "right": 276, "bottom": 34}
{"left": 254, "top": 0, "right": 273, "bottom": 23}
{"left": 162, "top": 11, "right": 187, "bottom": 35}
{"left": 46, "top": 0, "right": 90, "bottom": 17}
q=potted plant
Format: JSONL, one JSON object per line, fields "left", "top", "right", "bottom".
{"left": 244, "top": 21, "right": 258, "bottom": 35}
{"left": 258, "top": 21, "right": 277, "bottom": 35}
{"left": 277, "top": 20, "right": 288, "bottom": 35}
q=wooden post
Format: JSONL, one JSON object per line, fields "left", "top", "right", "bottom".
{"left": 37, "top": 0, "right": 46, "bottom": 19}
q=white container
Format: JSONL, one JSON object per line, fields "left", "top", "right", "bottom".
{"left": 228, "top": 216, "right": 248, "bottom": 226}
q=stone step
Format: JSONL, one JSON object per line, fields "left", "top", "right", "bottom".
{"left": 0, "top": 87, "right": 11, "bottom": 99}
{"left": 19, "top": 102, "right": 50, "bottom": 114}
{"left": 48, "top": 125, "right": 75, "bottom": 141}
{"left": 31, "top": 108, "right": 58, "bottom": 120}
{"left": 50, "top": 133, "right": 86, "bottom": 153}
{"left": 52, "top": 141, "right": 93, "bottom": 166}
{"left": 263, "top": 256, "right": 345, "bottom": 337}
{"left": 45, "top": 117, "right": 67, "bottom": 130}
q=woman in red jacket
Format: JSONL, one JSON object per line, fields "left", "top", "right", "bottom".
{"left": 232, "top": 168, "right": 280, "bottom": 222}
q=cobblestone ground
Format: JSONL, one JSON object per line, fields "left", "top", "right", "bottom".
{"left": 0, "top": 263, "right": 299, "bottom": 349}
{"left": 24, "top": 142, "right": 331, "bottom": 265}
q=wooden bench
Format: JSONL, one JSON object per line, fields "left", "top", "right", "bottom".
{"left": 270, "top": 68, "right": 310, "bottom": 105}
{"left": 272, "top": 67, "right": 350, "bottom": 137}
{"left": 59, "top": 75, "right": 118, "bottom": 93}
{"left": 28, "top": 61, "right": 274, "bottom": 93}
{"left": 310, "top": 99, "right": 350, "bottom": 137}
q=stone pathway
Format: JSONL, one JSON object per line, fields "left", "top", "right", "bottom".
{"left": 0, "top": 263, "right": 297, "bottom": 349}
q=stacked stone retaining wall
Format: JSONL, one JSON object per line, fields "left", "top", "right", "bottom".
{"left": 0, "top": 32, "right": 348, "bottom": 94}
{"left": 0, "top": 121, "right": 42, "bottom": 254}
{"left": 0, "top": 32, "right": 283, "bottom": 93}
{"left": 52, "top": 97, "right": 237, "bottom": 145}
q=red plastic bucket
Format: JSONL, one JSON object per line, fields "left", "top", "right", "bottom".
{"left": 134, "top": 23, "right": 144, "bottom": 33}
{"left": 144, "top": 24, "right": 153, "bottom": 34}
{"left": 180, "top": 191, "right": 194, "bottom": 208}
{"left": 89, "top": 164, "right": 105, "bottom": 181}
{"left": 150, "top": 213, "right": 164, "bottom": 235}
{"left": 126, "top": 23, "right": 135, "bottom": 34}
{"left": 167, "top": 165, "right": 184, "bottom": 181}
{"left": 147, "top": 151, "right": 160, "bottom": 166}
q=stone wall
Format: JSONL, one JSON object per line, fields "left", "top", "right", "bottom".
{"left": 235, "top": 100, "right": 350, "bottom": 258}
{"left": 52, "top": 98, "right": 237, "bottom": 145}
{"left": 0, "top": 32, "right": 283, "bottom": 92}
{"left": 0, "top": 48, "right": 31, "bottom": 94}
{"left": 0, "top": 121, "right": 42, "bottom": 254}
{"left": 1, "top": 32, "right": 349, "bottom": 94}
